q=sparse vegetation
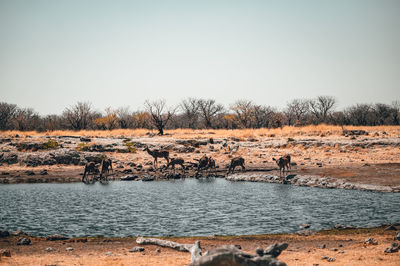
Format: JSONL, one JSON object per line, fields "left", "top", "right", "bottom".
{"left": 124, "top": 142, "right": 137, "bottom": 153}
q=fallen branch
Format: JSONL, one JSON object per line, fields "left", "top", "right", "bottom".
{"left": 136, "top": 237, "right": 288, "bottom": 266}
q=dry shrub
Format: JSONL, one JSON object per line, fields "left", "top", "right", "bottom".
{"left": 1, "top": 125, "right": 400, "bottom": 139}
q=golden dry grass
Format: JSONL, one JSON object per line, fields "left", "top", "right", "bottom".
{"left": 1, "top": 125, "right": 400, "bottom": 139}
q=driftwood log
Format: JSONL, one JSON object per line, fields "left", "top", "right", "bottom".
{"left": 136, "top": 237, "right": 288, "bottom": 266}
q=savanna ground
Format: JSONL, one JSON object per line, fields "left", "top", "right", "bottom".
{"left": 1, "top": 125, "right": 400, "bottom": 265}
{"left": 1, "top": 226, "right": 400, "bottom": 265}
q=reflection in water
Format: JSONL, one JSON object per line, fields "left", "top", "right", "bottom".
{"left": 0, "top": 179, "right": 399, "bottom": 237}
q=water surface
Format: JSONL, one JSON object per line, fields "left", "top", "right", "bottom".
{"left": 0, "top": 179, "right": 399, "bottom": 237}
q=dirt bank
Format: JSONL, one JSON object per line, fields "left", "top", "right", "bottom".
{"left": 1, "top": 226, "right": 399, "bottom": 265}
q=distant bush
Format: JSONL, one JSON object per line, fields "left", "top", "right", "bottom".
{"left": 76, "top": 142, "right": 90, "bottom": 151}
{"left": 124, "top": 142, "right": 136, "bottom": 153}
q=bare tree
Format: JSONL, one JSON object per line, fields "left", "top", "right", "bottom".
{"left": 230, "top": 100, "right": 254, "bottom": 128}
{"left": 144, "top": 99, "right": 175, "bottom": 135}
{"left": 285, "top": 99, "right": 310, "bottom": 126}
{"left": 309, "top": 96, "right": 336, "bottom": 123}
{"left": 62, "top": 102, "right": 95, "bottom": 130}
{"left": 197, "top": 99, "right": 224, "bottom": 128}
{"left": 252, "top": 105, "right": 275, "bottom": 128}
{"left": 12, "top": 108, "right": 40, "bottom": 131}
{"left": 115, "top": 106, "right": 134, "bottom": 129}
{"left": 0, "top": 102, "right": 17, "bottom": 130}
{"left": 180, "top": 98, "right": 200, "bottom": 129}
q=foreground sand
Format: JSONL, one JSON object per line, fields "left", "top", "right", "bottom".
{"left": 1, "top": 226, "right": 399, "bottom": 265}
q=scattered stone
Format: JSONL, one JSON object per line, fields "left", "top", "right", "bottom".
{"left": 156, "top": 249, "right": 161, "bottom": 253}
{"left": 331, "top": 248, "right": 338, "bottom": 252}
{"left": 0, "top": 249, "right": 11, "bottom": 257}
{"left": 80, "top": 137, "right": 91, "bottom": 142}
{"left": 297, "top": 229, "right": 315, "bottom": 236}
{"left": 129, "top": 247, "right": 145, "bottom": 252}
{"left": 17, "top": 238, "right": 31, "bottom": 245}
{"left": 299, "top": 224, "right": 310, "bottom": 229}
{"left": 25, "top": 170, "right": 35, "bottom": 176}
{"left": 141, "top": 175, "right": 155, "bottom": 182}
{"left": 1, "top": 171, "right": 9, "bottom": 175}
{"left": 40, "top": 170, "right": 48, "bottom": 175}
{"left": 384, "top": 243, "right": 399, "bottom": 253}
{"left": 66, "top": 247, "right": 74, "bottom": 251}
{"left": 321, "top": 256, "right": 329, "bottom": 260}
{"left": 46, "top": 234, "right": 69, "bottom": 241}
{"left": 338, "top": 244, "right": 343, "bottom": 247}
{"left": 394, "top": 232, "right": 400, "bottom": 241}
{"left": 11, "top": 230, "right": 28, "bottom": 236}
{"left": 364, "top": 237, "right": 378, "bottom": 245}
{"left": 105, "top": 251, "right": 113, "bottom": 256}
{"left": 338, "top": 250, "right": 344, "bottom": 254}
{"left": 122, "top": 169, "right": 133, "bottom": 174}
{"left": 120, "top": 175, "right": 138, "bottom": 181}
{"left": 234, "top": 244, "right": 242, "bottom": 250}
{"left": 320, "top": 244, "right": 326, "bottom": 249}
{"left": 328, "top": 257, "right": 336, "bottom": 262}
{"left": 45, "top": 247, "right": 53, "bottom": 252}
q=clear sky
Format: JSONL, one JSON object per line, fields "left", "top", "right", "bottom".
{"left": 0, "top": 0, "right": 399, "bottom": 115}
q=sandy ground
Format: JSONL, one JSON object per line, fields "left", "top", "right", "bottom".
{"left": 1, "top": 226, "right": 399, "bottom": 265}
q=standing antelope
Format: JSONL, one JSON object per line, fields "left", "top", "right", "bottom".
{"left": 227, "top": 157, "right": 245, "bottom": 174}
{"left": 145, "top": 146, "right": 170, "bottom": 169}
{"left": 100, "top": 158, "right": 113, "bottom": 180}
{"left": 273, "top": 155, "right": 291, "bottom": 176}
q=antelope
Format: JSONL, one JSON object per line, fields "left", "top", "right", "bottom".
{"left": 272, "top": 155, "right": 291, "bottom": 175}
{"left": 82, "top": 162, "right": 99, "bottom": 183}
{"left": 208, "top": 157, "right": 216, "bottom": 171}
{"left": 166, "top": 157, "right": 185, "bottom": 172}
{"left": 227, "top": 157, "right": 245, "bottom": 174}
{"left": 144, "top": 146, "right": 170, "bottom": 169}
{"left": 196, "top": 155, "right": 209, "bottom": 173}
{"left": 100, "top": 158, "right": 113, "bottom": 180}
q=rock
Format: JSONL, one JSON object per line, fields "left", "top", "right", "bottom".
{"left": 384, "top": 243, "right": 399, "bottom": 253}
{"left": 297, "top": 229, "right": 315, "bottom": 236}
{"left": 1, "top": 171, "right": 9, "bottom": 175}
{"left": 331, "top": 248, "right": 338, "bottom": 251}
{"left": 328, "top": 257, "right": 336, "bottom": 262}
{"left": 45, "top": 247, "right": 53, "bottom": 252}
{"left": 66, "top": 247, "right": 74, "bottom": 251}
{"left": 80, "top": 137, "right": 91, "bottom": 142}
{"left": 122, "top": 169, "right": 133, "bottom": 174}
{"left": 142, "top": 175, "right": 155, "bottom": 182}
{"left": 320, "top": 244, "right": 326, "bottom": 249}
{"left": 156, "top": 249, "right": 161, "bottom": 253}
{"left": 0, "top": 249, "right": 11, "bottom": 257}
{"left": 40, "top": 170, "right": 48, "bottom": 175}
{"left": 129, "top": 247, "right": 145, "bottom": 252}
{"left": 11, "top": 230, "right": 28, "bottom": 236}
{"left": 105, "top": 251, "right": 113, "bottom": 256}
{"left": 17, "top": 238, "right": 31, "bottom": 245}
{"left": 338, "top": 250, "right": 344, "bottom": 254}
{"left": 364, "top": 237, "right": 378, "bottom": 245}
{"left": 25, "top": 170, "right": 35, "bottom": 176}
{"left": 0, "top": 153, "right": 18, "bottom": 164}
{"left": 120, "top": 175, "right": 138, "bottom": 181}
{"left": 299, "top": 224, "right": 310, "bottom": 229}
{"left": 395, "top": 232, "right": 400, "bottom": 241}
{"left": 338, "top": 244, "right": 343, "bottom": 247}
{"left": 46, "top": 234, "right": 69, "bottom": 241}
{"left": 0, "top": 231, "right": 10, "bottom": 238}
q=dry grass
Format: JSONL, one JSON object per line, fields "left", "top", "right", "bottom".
{"left": 1, "top": 125, "right": 400, "bottom": 139}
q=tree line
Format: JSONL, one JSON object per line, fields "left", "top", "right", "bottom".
{"left": 0, "top": 96, "right": 399, "bottom": 135}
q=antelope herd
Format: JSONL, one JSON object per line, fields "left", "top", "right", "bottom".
{"left": 82, "top": 145, "right": 294, "bottom": 183}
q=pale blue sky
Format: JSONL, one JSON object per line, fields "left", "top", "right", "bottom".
{"left": 0, "top": 0, "right": 399, "bottom": 115}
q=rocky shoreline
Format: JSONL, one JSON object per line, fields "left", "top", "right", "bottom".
{"left": 226, "top": 173, "right": 400, "bottom": 193}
